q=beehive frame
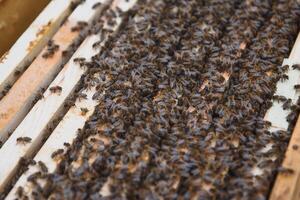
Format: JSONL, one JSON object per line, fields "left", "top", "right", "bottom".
{"left": 0, "top": 0, "right": 137, "bottom": 198}
{"left": 0, "top": 0, "right": 299, "bottom": 199}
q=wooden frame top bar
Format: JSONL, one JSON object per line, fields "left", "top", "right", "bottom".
{"left": 270, "top": 32, "right": 300, "bottom": 200}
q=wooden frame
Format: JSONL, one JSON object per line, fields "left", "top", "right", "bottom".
{"left": 0, "top": 0, "right": 75, "bottom": 94}
{"left": 0, "top": 0, "right": 299, "bottom": 198}
{"left": 0, "top": 0, "right": 110, "bottom": 143}
{"left": 0, "top": 0, "right": 49, "bottom": 56}
{"left": 0, "top": 0, "right": 137, "bottom": 197}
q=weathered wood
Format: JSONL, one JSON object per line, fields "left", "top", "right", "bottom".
{"left": 265, "top": 33, "right": 300, "bottom": 131}
{"left": 0, "top": 0, "right": 136, "bottom": 196}
{"left": 0, "top": 0, "right": 75, "bottom": 95}
{"left": 269, "top": 32, "right": 300, "bottom": 200}
{"left": 0, "top": 0, "right": 110, "bottom": 143}
{"left": 270, "top": 116, "right": 300, "bottom": 200}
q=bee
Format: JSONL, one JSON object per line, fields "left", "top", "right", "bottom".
{"left": 16, "top": 186, "right": 24, "bottom": 198}
{"left": 292, "top": 64, "right": 300, "bottom": 70}
{"left": 16, "top": 137, "right": 32, "bottom": 144}
{"left": 64, "top": 99, "right": 76, "bottom": 108}
{"left": 62, "top": 50, "right": 70, "bottom": 58}
{"left": 92, "top": 2, "right": 102, "bottom": 9}
{"left": 42, "top": 40, "right": 59, "bottom": 59}
{"left": 107, "top": 9, "right": 117, "bottom": 18}
{"left": 73, "top": 57, "right": 86, "bottom": 64}
{"left": 77, "top": 21, "right": 88, "bottom": 27}
{"left": 107, "top": 18, "right": 117, "bottom": 27}
{"left": 287, "top": 111, "right": 298, "bottom": 123}
{"left": 280, "top": 74, "right": 289, "bottom": 81}
{"left": 292, "top": 144, "right": 298, "bottom": 150}
{"left": 273, "top": 95, "right": 287, "bottom": 102}
{"left": 277, "top": 167, "right": 294, "bottom": 175}
{"left": 27, "top": 171, "right": 42, "bottom": 182}
{"left": 1, "top": 84, "right": 11, "bottom": 99}
{"left": 47, "top": 39, "right": 54, "bottom": 47}
{"left": 116, "top": 6, "right": 124, "bottom": 16}
{"left": 19, "top": 157, "right": 36, "bottom": 167}
{"left": 38, "top": 161, "right": 48, "bottom": 173}
{"left": 282, "top": 99, "right": 292, "bottom": 110}
{"left": 36, "top": 92, "right": 45, "bottom": 101}
{"left": 49, "top": 86, "right": 62, "bottom": 94}
{"left": 281, "top": 64, "right": 289, "bottom": 73}
{"left": 294, "top": 84, "right": 300, "bottom": 90}
{"left": 64, "top": 142, "right": 71, "bottom": 147}
{"left": 69, "top": 1, "right": 78, "bottom": 11}
{"left": 14, "top": 70, "right": 21, "bottom": 77}
{"left": 90, "top": 137, "right": 97, "bottom": 143}
{"left": 92, "top": 40, "right": 104, "bottom": 49}
{"left": 51, "top": 149, "right": 64, "bottom": 159}
{"left": 77, "top": 92, "right": 88, "bottom": 101}
{"left": 290, "top": 104, "right": 300, "bottom": 112}
{"left": 71, "top": 21, "right": 88, "bottom": 32}
{"left": 80, "top": 107, "right": 89, "bottom": 116}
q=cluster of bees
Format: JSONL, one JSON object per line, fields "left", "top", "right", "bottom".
{"left": 16, "top": 0, "right": 300, "bottom": 199}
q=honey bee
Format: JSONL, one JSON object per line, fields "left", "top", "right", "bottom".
{"left": 80, "top": 107, "right": 89, "bottom": 116}
{"left": 16, "top": 137, "right": 32, "bottom": 144}
{"left": 49, "top": 86, "right": 62, "bottom": 94}
{"left": 51, "top": 149, "right": 64, "bottom": 159}
{"left": 38, "top": 161, "right": 48, "bottom": 173}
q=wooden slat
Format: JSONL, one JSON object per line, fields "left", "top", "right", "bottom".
{"left": 264, "top": 59, "right": 298, "bottom": 131}
{"left": 269, "top": 33, "right": 300, "bottom": 200}
{"left": 0, "top": 0, "right": 110, "bottom": 143}
{"left": 264, "top": 33, "right": 300, "bottom": 131}
{"left": 0, "top": 0, "right": 136, "bottom": 195}
{"left": 6, "top": 87, "right": 97, "bottom": 199}
{"left": 270, "top": 116, "right": 300, "bottom": 200}
{"left": 0, "top": 0, "right": 75, "bottom": 95}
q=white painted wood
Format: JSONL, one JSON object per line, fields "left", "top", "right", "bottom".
{"left": 69, "top": 0, "right": 110, "bottom": 23}
{"left": 0, "top": 0, "right": 74, "bottom": 94}
{"left": 264, "top": 101, "right": 290, "bottom": 131}
{"left": 274, "top": 59, "right": 300, "bottom": 104}
{"left": 0, "top": 33, "right": 98, "bottom": 195}
{"left": 0, "top": 0, "right": 110, "bottom": 143}
{"left": 6, "top": 87, "right": 98, "bottom": 199}
{"left": 265, "top": 33, "right": 300, "bottom": 130}
{"left": 289, "top": 33, "right": 300, "bottom": 61}
{"left": 0, "top": 0, "right": 137, "bottom": 196}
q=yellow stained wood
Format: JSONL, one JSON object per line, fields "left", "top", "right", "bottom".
{"left": 0, "top": 22, "right": 77, "bottom": 142}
